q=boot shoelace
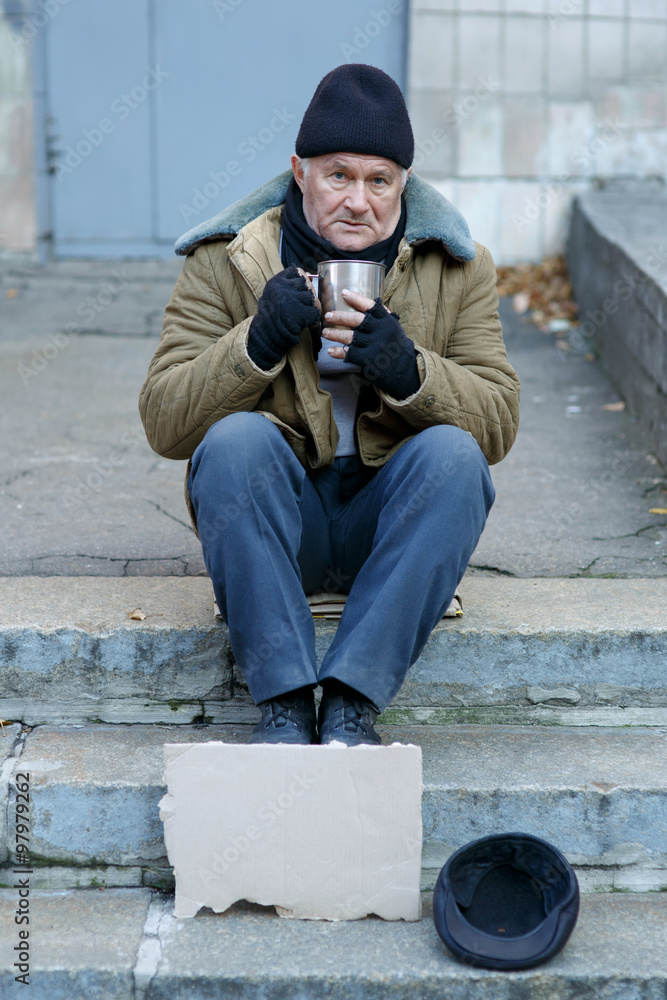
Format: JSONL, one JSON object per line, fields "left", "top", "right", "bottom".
{"left": 264, "top": 698, "right": 299, "bottom": 729}
{"left": 341, "top": 697, "right": 373, "bottom": 733}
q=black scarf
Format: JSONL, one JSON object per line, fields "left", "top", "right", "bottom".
{"left": 280, "top": 177, "right": 406, "bottom": 274}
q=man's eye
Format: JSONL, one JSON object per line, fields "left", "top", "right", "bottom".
{"left": 373, "top": 177, "right": 388, "bottom": 186}
{"left": 333, "top": 172, "right": 345, "bottom": 180}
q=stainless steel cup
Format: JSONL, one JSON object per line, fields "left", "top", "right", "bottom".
{"left": 317, "top": 260, "right": 386, "bottom": 319}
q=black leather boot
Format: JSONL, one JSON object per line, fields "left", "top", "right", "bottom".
{"left": 248, "top": 687, "right": 317, "bottom": 745}
{"left": 318, "top": 681, "right": 382, "bottom": 746}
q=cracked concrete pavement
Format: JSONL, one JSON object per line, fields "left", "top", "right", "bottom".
{"left": 0, "top": 258, "right": 665, "bottom": 578}
{"left": 473, "top": 299, "right": 667, "bottom": 577}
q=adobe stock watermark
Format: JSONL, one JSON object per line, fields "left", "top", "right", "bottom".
{"left": 549, "top": 0, "right": 584, "bottom": 30}
{"left": 212, "top": 0, "right": 246, "bottom": 19}
{"left": 198, "top": 771, "right": 316, "bottom": 888}
{"left": 340, "top": 0, "right": 404, "bottom": 60}
{"left": 395, "top": 441, "right": 471, "bottom": 523}
{"left": 53, "top": 66, "right": 169, "bottom": 180}
{"left": 447, "top": 76, "right": 502, "bottom": 130}
{"left": 542, "top": 241, "right": 667, "bottom": 540}
{"left": 412, "top": 75, "right": 501, "bottom": 170}
{"left": 17, "top": 269, "right": 129, "bottom": 386}
{"left": 241, "top": 565, "right": 352, "bottom": 675}
{"left": 17, "top": 330, "right": 70, "bottom": 387}
{"left": 326, "top": 830, "right": 422, "bottom": 921}
{"left": 551, "top": 243, "right": 667, "bottom": 366}
{"left": 511, "top": 118, "right": 626, "bottom": 232}
{"left": 10, "top": 0, "right": 71, "bottom": 50}
{"left": 569, "top": 244, "right": 667, "bottom": 347}
{"left": 179, "top": 106, "right": 296, "bottom": 224}
{"left": 197, "top": 457, "right": 286, "bottom": 545}
{"left": 62, "top": 428, "right": 146, "bottom": 510}
{"left": 543, "top": 449, "right": 639, "bottom": 543}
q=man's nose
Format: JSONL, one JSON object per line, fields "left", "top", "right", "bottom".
{"left": 344, "top": 181, "right": 370, "bottom": 215}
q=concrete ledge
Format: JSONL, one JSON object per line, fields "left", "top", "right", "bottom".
{"left": 1, "top": 577, "right": 666, "bottom": 724}
{"left": 0, "top": 887, "right": 152, "bottom": 998}
{"left": 0, "top": 577, "right": 231, "bottom": 725}
{"left": 568, "top": 187, "right": 667, "bottom": 466}
{"left": 151, "top": 893, "right": 667, "bottom": 999}
{"left": 4, "top": 724, "right": 667, "bottom": 892}
{"left": 3, "top": 889, "right": 665, "bottom": 999}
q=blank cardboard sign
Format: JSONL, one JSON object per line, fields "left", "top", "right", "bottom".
{"left": 160, "top": 742, "right": 422, "bottom": 921}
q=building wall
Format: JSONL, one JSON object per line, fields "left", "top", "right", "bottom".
{"left": 3, "top": 2, "right": 666, "bottom": 262}
{"left": 0, "top": 3, "right": 37, "bottom": 256}
{"left": 407, "top": 0, "right": 667, "bottom": 264}
{"left": 0, "top": 0, "right": 407, "bottom": 260}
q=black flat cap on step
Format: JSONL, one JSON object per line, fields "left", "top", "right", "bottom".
{"left": 433, "top": 832, "right": 580, "bottom": 971}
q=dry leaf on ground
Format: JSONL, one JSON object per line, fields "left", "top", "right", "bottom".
{"left": 601, "top": 402, "right": 626, "bottom": 412}
{"left": 128, "top": 608, "right": 147, "bottom": 621}
{"left": 649, "top": 508, "right": 667, "bottom": 515}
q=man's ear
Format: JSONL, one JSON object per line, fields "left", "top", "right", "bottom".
{"left": 403, "top": 166, "right": 412, "bottom": 190}
{"left": 291, "top": 154, "right": 305, "bottom": 193}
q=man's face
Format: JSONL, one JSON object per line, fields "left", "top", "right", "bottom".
{"left": 291, "top": 152, "right": 410, "bottom": 252}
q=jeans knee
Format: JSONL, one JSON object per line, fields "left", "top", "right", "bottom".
{"left": 190, "top": 414, "right": 296, "bottom": 542}
{"left": 400, "top": 426, "right": 494, "bottom": 508}
{"left": 412, "top": 425, "right": 485, "bottom": 472}
{"left": 200, "top": 411, "right": 269, "bottom": 451}
{"left": 193, "top": 412, "right": 285, "bottom": 476}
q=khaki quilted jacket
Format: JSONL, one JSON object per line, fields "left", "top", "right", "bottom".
{"left": 139, "top": 171, "right": 520, "bottom": 497}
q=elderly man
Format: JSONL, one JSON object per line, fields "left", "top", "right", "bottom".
{"left": 139, "top": 64, "right": 519, "bottom": 747}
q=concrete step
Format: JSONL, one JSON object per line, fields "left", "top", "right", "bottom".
{"left": 1, "top": 888, "right": 666, "bottom": 998}
{"left": 2, "top": 723, "right": 666, "bottom": 893}
{"left": 1, "top": 576, "right": 667, "bottom": 726}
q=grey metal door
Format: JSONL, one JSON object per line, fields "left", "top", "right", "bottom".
{"left": 46, "top": 0, "right": 408, "bottom": 257}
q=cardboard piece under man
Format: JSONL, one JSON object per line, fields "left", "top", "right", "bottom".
{"left": 139, "top": 64, "right": 520, "bottom": 747}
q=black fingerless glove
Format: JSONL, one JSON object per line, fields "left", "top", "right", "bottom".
{"left": 345, "top": 298, "right": 420, "bottom": 399}
{"left": 247, "top": 266, "right": 321, "bottom": 370}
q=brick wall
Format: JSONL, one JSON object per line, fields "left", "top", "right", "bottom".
{"left": 407, "top": 0, "right": 667, "bottom": 264}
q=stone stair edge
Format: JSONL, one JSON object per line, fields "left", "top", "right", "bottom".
{"left": 1, "top": 575, "right": 666, "bottom": 632}
{"left": 3, "top": 862, "right": 667, "bottom": 896}
{"left": 2, "top": 722, "right": 666, "bottom": 893}
{"left": 6, "top": 718, "right": 667, "bottom": 793}
{"left": 1, "top": 889, "right": 667, "bottom": 998}
{"left": 6, "top": 701, "right": 667, "bottom": 729}
{"left": 2, "top": 576, "right": 666, "bottom": 728}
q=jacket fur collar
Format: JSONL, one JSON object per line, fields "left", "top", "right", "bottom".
{"left": 174, "top": 169, "right": 476, "bottom": 262}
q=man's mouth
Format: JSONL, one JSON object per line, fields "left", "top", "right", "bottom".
{"left": 337, "top": 220, "right": 368, "bottom": 228}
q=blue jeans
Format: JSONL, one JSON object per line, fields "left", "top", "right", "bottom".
{"left": 187, "top": 412, "right": 494, "bottom": 711}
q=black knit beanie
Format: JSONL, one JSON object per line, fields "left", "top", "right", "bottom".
{"left": 295, "top": 64, "right": 414, "bottom": 169}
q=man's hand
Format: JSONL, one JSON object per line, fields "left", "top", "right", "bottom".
{"left": 247, "top": 266, "right": 321, "bottom": 371}
{"left": 321, "top": 288, "right": 376, "bottom": 358}
{"left": 322, "top": 289, "right": 421, "bottom": 400}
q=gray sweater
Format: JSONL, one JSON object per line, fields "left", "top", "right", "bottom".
{"left": 316, "top": 340, "right": 364, "bottom": 457}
